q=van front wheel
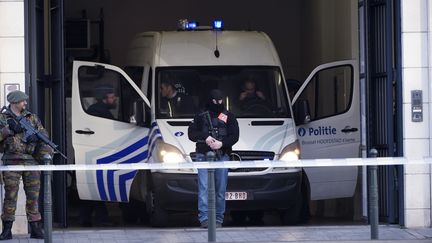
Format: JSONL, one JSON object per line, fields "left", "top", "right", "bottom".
{"left": 280, "top": 195, "right": 302, "bottom": 225}
{"left": 120, "top": 199, "right": 148, "bottom": 225}
{"left": 146, "top": 191, "right": 169, "bottom": 227}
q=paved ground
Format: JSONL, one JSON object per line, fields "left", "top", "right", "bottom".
{"left": 4, "top": 225, "right": 432, "bottom": 243}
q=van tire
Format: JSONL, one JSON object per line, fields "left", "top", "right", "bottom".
{"left": 280, "top": 194, "right": 302, "bottom": 225}
{"left": 280, "top": 171, "right": 309, "bottom": 225}
{"left": 299, "top": 171, "right": 311, "bottom": 223}
{"left": 120, "top": 199, "right": 148, "bottom": 225}
{"left": 147, "top": 191, "right": 168, "bottom": 227}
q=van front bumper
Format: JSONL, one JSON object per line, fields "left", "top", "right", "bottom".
{"left": 149, "top": 170, "right": 302, "bottom": 212}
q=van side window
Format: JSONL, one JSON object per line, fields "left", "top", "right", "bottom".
{"left": 297, "top": 65, "right": 353, "bottom": 121}
{"left": 78, "top": 65, "right": 145, "bottom": 124}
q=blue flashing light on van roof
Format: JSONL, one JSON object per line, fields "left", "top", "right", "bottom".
{"left": 186, "top": 22, "right": 197, "bottom": 29}
{"left": 213, "top": 20, "right": 223, "bottom": 29}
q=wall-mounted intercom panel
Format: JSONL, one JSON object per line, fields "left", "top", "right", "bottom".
{"left": 411, "top": 90, "right": 423, "bottom": 122}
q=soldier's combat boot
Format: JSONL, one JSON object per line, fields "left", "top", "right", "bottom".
{"left": 29, "top": 221, "right": 44, "bottom": 239}
{"left": 0, "top": 221, "right": 13, "bottom": 240}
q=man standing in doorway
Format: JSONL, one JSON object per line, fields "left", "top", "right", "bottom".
{"left": 188, "top": 89, "right": 239, "bottom": 228}
{"left": 0, "top": 90, "right": 53, "bottom": 240}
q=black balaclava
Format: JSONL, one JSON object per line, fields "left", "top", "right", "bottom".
{"left": 208, "top": 89, "right": 225, "bottom": 113}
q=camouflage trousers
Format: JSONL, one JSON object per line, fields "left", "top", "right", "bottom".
{"left": 1, "top": 159, "right": 41, "bottom": 222}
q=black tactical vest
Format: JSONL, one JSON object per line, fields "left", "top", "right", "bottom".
{"left": 202, "top": 112, "right": 228, "bottom": 141}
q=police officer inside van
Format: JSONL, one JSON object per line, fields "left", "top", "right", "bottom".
{"left": 188, "top": 89, "right": 239, "bottom": 228}
{"left": 238, "top": 79, "right": 267, "bottom": 110}
{"left": 87, "top": 85, "right": 117, "bottom": 119}
{"left": 159, "top": 74, "right": 197, "bottom": 117}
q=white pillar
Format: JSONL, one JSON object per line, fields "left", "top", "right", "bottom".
{"left": 0, "top": 0, "right": 29, "bottom": 234}
{"left": 401, "top": 0, "right": 431, "bottom": 227}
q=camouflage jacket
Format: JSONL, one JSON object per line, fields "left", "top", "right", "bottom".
{"left": 0, "top": 107, "right": 53, "bottom": 161}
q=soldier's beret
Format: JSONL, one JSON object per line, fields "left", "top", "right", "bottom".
{"left": 7, "top": 90, "right": 29, "bottom": 103}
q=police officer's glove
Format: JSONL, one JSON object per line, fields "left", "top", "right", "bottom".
{"left": 25, "top": 134, "right": 39, "bottom": 143}
{"left": 209, "top": 140, "right": 223, "bottom": 150}
{"left": 7, "top": 119, "right": 23, "bottom": 133}
{"left": 0, "top": 126, "right": 13, "bottom": 138}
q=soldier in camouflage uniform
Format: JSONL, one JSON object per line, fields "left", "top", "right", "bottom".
{"left": 0, "top": 90, "right": 53, "bottom": 240}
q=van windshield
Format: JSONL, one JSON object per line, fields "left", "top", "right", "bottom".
{"left": 156, "top": 66, "right": 292, "bottom": 119}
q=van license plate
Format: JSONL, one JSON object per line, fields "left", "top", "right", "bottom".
{"left": 225, "top": 192, "right": 247, "bottom": 200}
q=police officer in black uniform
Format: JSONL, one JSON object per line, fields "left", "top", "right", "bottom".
{"left": 188, "top": 89, "right": 239, "bottom": 228}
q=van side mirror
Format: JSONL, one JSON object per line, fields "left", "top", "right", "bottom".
{"left": 293, "top": 99, "right": 311, "bottom": 125}
{"left": 132, "top": 100, "right": 147, "bottom": 127}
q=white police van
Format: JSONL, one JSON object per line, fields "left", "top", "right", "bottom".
{"left": 71, "top": 20, "right": 359, "bottom": 226}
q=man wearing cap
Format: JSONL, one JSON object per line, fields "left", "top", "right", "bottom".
{"left": 87, "top": 84, "right": 117, "bottom": 119}
{"left": 0, "top": 90, "right": 53, "bottom": 240}
{"left": 188, "top": 89, "right": 239, "bottom": 228}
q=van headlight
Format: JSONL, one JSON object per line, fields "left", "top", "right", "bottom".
{"left": 279, "top": 140, "right": 301, "bottom": 161}
{"left": 154, "top": 142, "right": 186, "bottom": 163}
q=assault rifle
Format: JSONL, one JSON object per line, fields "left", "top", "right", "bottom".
{"left": 200, "top": 111, "right": 222, "bottom": 160}
{"left": 1, "top": 106, "right": 67, "bottom": 159}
